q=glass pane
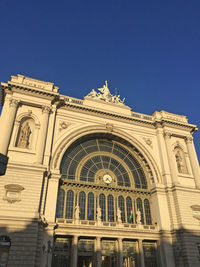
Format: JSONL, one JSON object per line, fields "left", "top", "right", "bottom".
{"left": 143, "top": 241, "right": 157, "bottom": 267}
{"left": 56, "top": 189, "right": 65, "bottom": 218}
{"left": 99, "top": 194, "right": 106, "bottom": 221}
{"left": 144, "top": 199, "right": 152, "bottom": 225}
{"left": 65, "top": 190, "right": 74, "bottom": 219}
{"left": 118, "top": 196, "right": 126, "bottom": 223}
{"left": 107, "top": 195, "right": 114, "bottom": 222}
{"left": 126, "top": 197, "right": 133, "bottom": 224}
{"left": 79, "top": 191, "right": 86, "bottom": 220}
{"left": 52, "top": 237, "right": 71, "bottom": 267}
{"left": 87, "top": 192, "right": 94, "bottom": 220}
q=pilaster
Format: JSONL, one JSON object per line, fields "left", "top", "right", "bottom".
{"left": 185, "top": 136, "right": 200, "bottom": 189}
{"left": 0, "top": 97, "right": 19, "bottom": 155}
{"left": 44, "top": 173, "right": 60, "bottom": 222}
{"left": 95, "top": 237, "right": 101, "bottom": 267}
{"left": 36, "top": 105, "right": 51, "bottom": 164}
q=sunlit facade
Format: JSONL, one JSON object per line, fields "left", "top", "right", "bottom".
{"left": 0, "top": 75, "right": 200, "bottom": 267}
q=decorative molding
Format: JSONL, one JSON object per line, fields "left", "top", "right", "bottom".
{"left": 105, "top": 123, "right": 113, "bottom": 132}
{"left": 163, "top": 131, "right": 172, "bottom": 139}
{"left": 4, "top": 184, "right": 24, "bottom": 203}
{"left": 59, "top": 121, "right": 70, "bottom": 132}
{"left": 42, "top": 105, "right": 51, "bottom": 114}
{"left": 9, "top": 98, "right": 19, "bottom": 108}
{"left": 185, "top": 136, "right": 193, "bottom": 144}
{"left": 143, "top": 138, "right": 153, "bottom": 147}
{"left": 191, "top": 205, "right": 200, "bottom": 221}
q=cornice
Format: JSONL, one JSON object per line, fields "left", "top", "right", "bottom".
{"left": 7, "top": 161, "right": 47, "bottom": 173}
{"left": 59, "top": 102, "right": 155, "bottom": 128}
{"left": 1, "top": 83, "right": 59, "bottom": 104}
{"left": 154, "top": 119, "right": 197, "bottom": 133}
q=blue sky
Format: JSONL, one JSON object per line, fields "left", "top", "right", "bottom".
{"left": 1, "top": 0, "right": 200, "bottom": 160}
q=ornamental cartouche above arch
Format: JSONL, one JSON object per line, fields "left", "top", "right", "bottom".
{"left": 51, "top": 125, "right": 161, "bottom": 185}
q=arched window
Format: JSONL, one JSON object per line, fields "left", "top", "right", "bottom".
{"left": 79, "top": 191, "right": 86, "bottom": 220}
{"left": 99, "top": 194, "right": 106, "bottom": 221}
{"left": 126, "top": 197, "right": 133, "bottom": 223}
{"left": 87, "top": 192, "right": 94, "bottom": 220}
{"left": 136, "top": 198, "right": 144, "bottom": 224}
{"left": 144, "top": 199, "right": 152, "bottom": 225}
{"left": 65, "top": 190, "right": 74, "bottom": 219}
{"left": 57, "top": 135, "right": 153, "bottom": 225}
{"left": 107, "top": 195, "right": 114, "bottom": 222}
{"left": 56, "top": 189, "right": 65, "bottom": 218}
{"left": 118, "top": 196, "right": 126, "bottom": 222}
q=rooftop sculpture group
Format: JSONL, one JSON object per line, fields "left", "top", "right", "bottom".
{"left": 86, "top": 81, "right": 125, "bottom": 105}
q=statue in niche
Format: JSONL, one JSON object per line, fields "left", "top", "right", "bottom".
{"left": 175, "top": 150, "right": 185, "bottom": 173}
{"left": 18, "top": 122, "right": 32, "bottom": 148}
{"left": 97, "top": 206, "right": 102, "bottom": 221}
{"left": 117, "top": 208, "right": 122, "bottom": 223}
{"left": 136, "top": 209, "right": 141, "bottom": 224}
{"left": 74, "top": 204, "right": 80, "bottom": 220}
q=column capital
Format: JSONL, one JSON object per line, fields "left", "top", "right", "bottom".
{"left": 163, "top": 131, "right": 172, "bottom": 139}
{"left": 185, "top": 135, "right": 193, "bottom": 144}
{"left": 9, "top": 98, "right": 20, "bottom": 108}
{"left": 42, "top": 105, "right": 51, "bottom": 114}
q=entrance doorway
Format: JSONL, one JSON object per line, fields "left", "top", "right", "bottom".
{"left": 78, "top": 256, "right": 93, "bottom": 267}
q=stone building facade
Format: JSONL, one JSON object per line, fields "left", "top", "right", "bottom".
{"left": 0, "top": 74, "right": 200, "bottom": 267}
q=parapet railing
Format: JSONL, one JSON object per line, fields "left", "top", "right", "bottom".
{"left": 131, "top": 111, "right": 153, "bottom": 121}
{"left": 56, "top": 218, "right": 158, "bottom": 231}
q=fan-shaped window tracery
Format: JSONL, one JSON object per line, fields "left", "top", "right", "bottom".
{"left": 56, "top": 135, "right": 153, "bottom": 225}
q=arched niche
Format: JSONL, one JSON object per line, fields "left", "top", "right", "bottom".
{"left": 16, "top": 117, "right": 35, "bottom": 149}
{"left": 174, "top": 145, "right": 188, "bottom": 174}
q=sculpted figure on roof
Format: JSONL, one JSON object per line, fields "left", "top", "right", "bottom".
{"left": 86, "top": 81, "right": 126, "bottom": 105}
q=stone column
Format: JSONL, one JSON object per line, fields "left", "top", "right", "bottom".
{"left": 164, "top": 132, "right": 178, "bottom": 184}
{"left": 185, "top": 136, "right": 200, "bottom": 189}
{"left": 71, "top": 235, "right": 78, "bottom": 267}
{"left": 95, "top": 237, "right": 101, "bottom": 267}
{"left": 36, "top": 105, "right": 51, "bottom": 164}
{"left": 0, "top": 98, "right": 19, "bottom": 155}
{"left": 118, "top": 238, "right": 123, "bottom": 267}
{"left": 138, "top": 239, "right": 145, "bottom": 267}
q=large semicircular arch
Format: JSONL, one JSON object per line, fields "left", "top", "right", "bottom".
{"left": 51, "top": 125, "right": 162, "bottom": 184}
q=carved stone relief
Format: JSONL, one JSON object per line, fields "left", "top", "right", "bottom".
{"left": 105, "top": 123, "right": 113, "bottom": 132}
{"left": 59, "top": 121, "right": 70, "bottom": 132}
{"left": 143, "top": 137, "right": 153, "bottom": 148}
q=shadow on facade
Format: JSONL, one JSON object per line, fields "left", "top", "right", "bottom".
{"left": 0, "top": 219, "right": 52, "bottom": 267}
{"left": 1, "top": 223, "right": 200, "bottom": 267}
